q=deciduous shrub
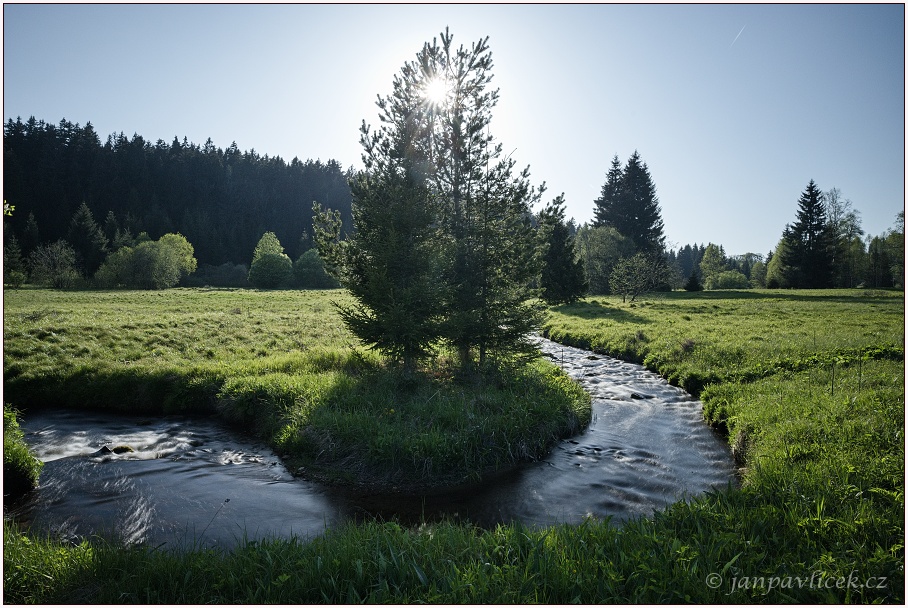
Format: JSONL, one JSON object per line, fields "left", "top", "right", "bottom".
{"left": 29, "top": 240, "right": 80, "bottom": 289}
{"left": 249, "top": 251, "right": 294, "bottom": 289}
{"left": 711, "top": 270, "right": 750, "bottom": 289}
{"left": 95, "top": 233, "right": 197, "bottom": 289}
{"left": 294, "top": 248, "right": 339, "bottom": 289}
{"left": 248, "top": 232, "right": 294, "bottom": 289}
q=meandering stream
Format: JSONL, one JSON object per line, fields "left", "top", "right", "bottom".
{"left": 9, "top": 338, "right": 735, "bottom": 550}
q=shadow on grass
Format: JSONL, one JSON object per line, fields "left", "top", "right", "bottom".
{"left": 667, "top": 288, "right": 904, "bottom": 304}
{"left": 265, "top": 356, "right": 591, "bottom": 494}
{"left": 3, "top": 364, "right": 224, "bottom": 416}
{"left": 551, "top": 300, "right": 650, "bottom": 323}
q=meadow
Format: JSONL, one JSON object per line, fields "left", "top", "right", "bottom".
{"left": 3, "top": 287, "right": 904, "bottom": 603}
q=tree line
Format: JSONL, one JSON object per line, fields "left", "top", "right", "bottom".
{"left": 3, "top": 116, "right": 353, "bottom": 269}
{"left": 2, "top": 198, "right": 339, "bottom": 291}
{"left": 577, "top": 173, "right": 903, "bottom": 295}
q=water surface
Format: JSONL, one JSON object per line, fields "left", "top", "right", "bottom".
{"left": 11, "top": 338, "right": 735, "bottom": 549}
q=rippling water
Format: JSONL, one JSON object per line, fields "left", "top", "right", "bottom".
{"left": 11, "top": 338, "right": 735, "bottom": 549}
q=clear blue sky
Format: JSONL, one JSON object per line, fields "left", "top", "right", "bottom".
{"left": 3, "top": 3, "right": 904, "bottom": 256}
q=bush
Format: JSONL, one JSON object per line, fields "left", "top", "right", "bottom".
{"left": 713, "top": 270, "right": 750, "bottom": 289}
{"left": 29, "top": 240, "right": 80, "bottom": 289}
{"left": 94, "top": 233, "right": 197, "bottom": 290}
{"left": 94, "top": 246, "right": 134, "bottom": 288}
{"left": 3, "top": 405, "right": 43, "bottom": 501}
{"left": 610, "top": 252, "right": 671, "bottom": 302}
{"left": 294, "top": 249, "right": 339, "bottom": 289}
{"left": 5, "top": 270, "right": 27, "bottom": 289}
{"left": 248, "top": 251, "right": 294, "bottom": 289}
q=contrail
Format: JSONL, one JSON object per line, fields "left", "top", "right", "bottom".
{"left": 731, "top": 25, "right": 746, "bottom": 47}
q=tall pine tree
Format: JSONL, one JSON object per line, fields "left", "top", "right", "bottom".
{"left": 538, "top": 194, "right": 587, "bottom": 304}
{"left": 592, "top": 155, "right": 623, "bottom": 229}
{"left": 66, "top": 202, "right": 108, "bottom": 276}
{"left": 780, "top": 180, "right": 834, "bottom": 288}
{"left": 592, "top": 151, "right": 665, "bottom": 253}
{"left": 317, "top": 28, "right": 545, "bottom": 371}
{"left": 427, "top": 29, "right": 545, "bottom": 368}
{"left": 619, "top": 151, "right": 665, "bottom": 253}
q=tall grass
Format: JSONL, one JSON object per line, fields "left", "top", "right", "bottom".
{"left": 3, "top": 404, "right": 44, "bottom": 499}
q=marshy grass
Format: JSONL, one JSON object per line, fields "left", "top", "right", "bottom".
{"left": 3, "top": 287, "right": 903, "bottom": 603}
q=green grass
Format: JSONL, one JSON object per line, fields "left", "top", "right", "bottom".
{"left": 3, "top": 288, "right": 590, "bottom": 490}
{"left": 544, "top": 289, "right": 904, "bottom": 395}
{"left": 3, "top": 404, "right": 44, "bottom": 499}
{"left": 3, "top": 288, "right": 904, "bottom": 603}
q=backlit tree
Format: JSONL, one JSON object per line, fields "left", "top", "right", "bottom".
{"left": 317, "top": 28, "right": 545, "bottom": 371}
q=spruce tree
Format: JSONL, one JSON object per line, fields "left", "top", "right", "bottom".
{"left": 683, "top": 270, "right": 703, "bottom": 292}
{"left": 592, "top": 155, "right": 623, "bottom": 229}
{"left": 317, "top": 28, "right": 545, "bottom": 371}
{"left": 780, "top": 180, "right": 834, "bottom": 288}
{"left": 21, "top": 212, "right": 40, "bottom": 258}
{"left": 66, "top": 202, "right": 108, "bottom": 276}
{"left": 425, "top": 29, "right": 545, "bottom": 368}
{"left": 330, "top": 166, "right": 443, "bottom": 369}
{"left": 313, "top": 32, "right": 447, "bottom": 369}
{"left": 619, "top": 151, "right": 665, "bottom": 253}
{"left": 3, "top": 234, "right": 27, "bottom": 287}
{"left": 592, "top": 151, "right": 665, "bottom": 253}
{"left": 538, "top": 194, "right": 587, "bottom": 304}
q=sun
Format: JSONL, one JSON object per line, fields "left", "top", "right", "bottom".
{"left": 424, "top": 77, "right": 449, "bottom": 106}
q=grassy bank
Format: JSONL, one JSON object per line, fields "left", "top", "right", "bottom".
{"left": 4, "top": 288, "right": 903, "bottom": 603}
{"left": 3, "top": 288, "right": 590, "bottom": 491}
{"left": 3, "top": 404, "right": 43, "bottom": 499}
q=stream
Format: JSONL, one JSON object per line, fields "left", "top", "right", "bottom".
{"left": 8, "top": 338, "right": 736, "bottom": 550}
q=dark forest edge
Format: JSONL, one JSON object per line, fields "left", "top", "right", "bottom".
{"left": 3, "top": 288, "right": 903, "bottom": 603}
{"left": 3, "top": 116, "right": 354, "bottom": 268}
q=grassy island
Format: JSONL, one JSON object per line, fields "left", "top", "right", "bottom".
{"left": 4, "top": 288, "right": 903, "bottom": 603}
{"left": 2, "top": 288, "right": 590, "bottom": 492}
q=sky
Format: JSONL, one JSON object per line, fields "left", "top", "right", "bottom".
{"left": 3, "top": 2, "right": 904, "bottom": 256}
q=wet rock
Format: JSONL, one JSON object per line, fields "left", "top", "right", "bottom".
{"left": 89, "top": 445, "right": 134, "bottom": 457}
